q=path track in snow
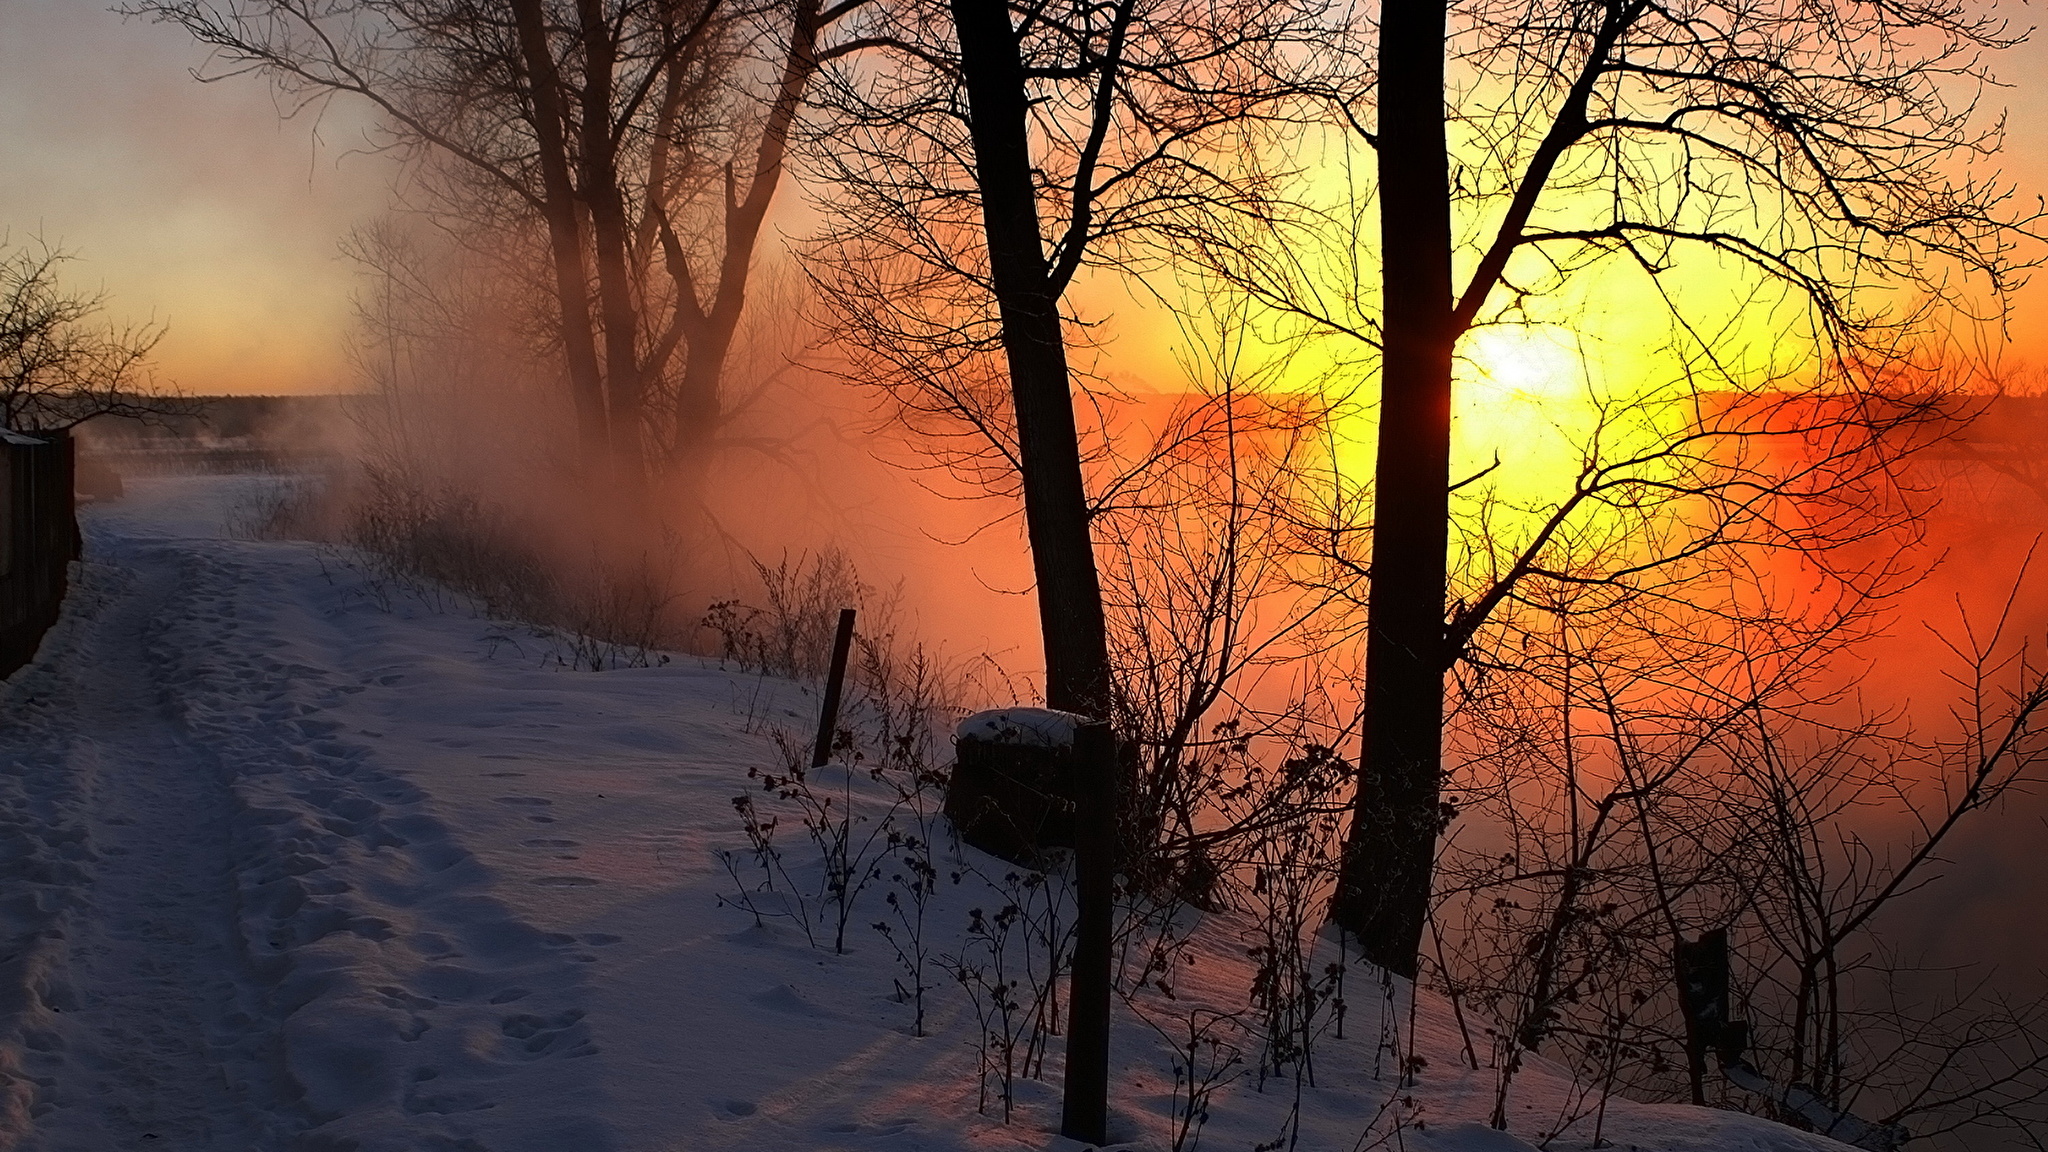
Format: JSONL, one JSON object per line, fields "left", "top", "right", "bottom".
{"left": 4, "top": 480, "right": 622, "bottom": 1152}
{"left": 0, "top": 532, "right": 274, "bottom": 1149}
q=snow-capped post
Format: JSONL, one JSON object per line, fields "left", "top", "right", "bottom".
{"left": 1061, "top": 718, "right": 1115, "bottom": 1145}
{"left": 945, "top": 708, "right": 1086, "bottom": 860}
{"left": 810, "top": 608, "right": 857, "bottom": 768}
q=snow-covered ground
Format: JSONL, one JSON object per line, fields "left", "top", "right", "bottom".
{"left": 0, "top": 476, "right": 1859, "bottom": 1151}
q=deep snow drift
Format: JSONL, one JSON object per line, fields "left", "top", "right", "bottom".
{"left": 0, "top": 476, "right": 1862, "bottom": 1151}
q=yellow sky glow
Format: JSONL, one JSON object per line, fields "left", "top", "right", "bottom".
{"left": 2, "top": 2, "right": 2044, "bottom": 402}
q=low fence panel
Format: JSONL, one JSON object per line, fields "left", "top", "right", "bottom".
{"left": 0, "top": 429, "right": 79, "bottom": 679}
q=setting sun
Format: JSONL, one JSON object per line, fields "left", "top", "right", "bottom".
{"left": 1462, "top": 324, "right": 1585, "bottom": 404}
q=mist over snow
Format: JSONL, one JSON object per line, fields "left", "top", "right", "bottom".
{"left": 0, "top": 474, "right": 1885, "bottom": 1152}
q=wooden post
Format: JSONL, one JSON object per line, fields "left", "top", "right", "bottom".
{"left": 811, "top": 608, "right": 857, "bottom": 769}
{"left": 1674, "top": 928, "right": 1733, "bottom": 1104}
{"left": 1061, "top": 719, "right": 1116, "bottom": 1144}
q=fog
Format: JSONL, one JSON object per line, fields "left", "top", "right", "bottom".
{"left": 12, "top": 0, "right": 2048, "bottom": 1142}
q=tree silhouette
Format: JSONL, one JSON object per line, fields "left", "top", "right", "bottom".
{"left": 137, "top": 0, "right": 870, "bottom": 495}
{"left": 1261, "top": 0, "right": 2045, "bottom": 978}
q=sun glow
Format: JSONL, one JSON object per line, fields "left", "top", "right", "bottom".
{"left": 1462, "top": 325, "right": 1585, "bottom": 403}
{"left": 1441, "top": 323, "right": 1611, "bottom": 508}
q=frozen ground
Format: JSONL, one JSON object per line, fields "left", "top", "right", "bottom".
{"left": 0, "top": 476, "right": 1861, "bottom": 1151}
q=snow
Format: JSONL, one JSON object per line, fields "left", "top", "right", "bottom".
{"left": 956, "top": 708, "right": 1093, "bottom": 748}
{"left": 0, "top": 475, "right": 1863, "bottom": 1152}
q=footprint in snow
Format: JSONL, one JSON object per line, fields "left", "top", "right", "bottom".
{"left": 750, "top": 984, "right": 824, "bottom": 1016}
{"left": 405, "top": 1088, "right": 495, "bottom": 1115}
{"left": 377, "top": 986, "right": 438, "bottom": 1011}
{"left": 499, "top": 1008, "right": 587, "bottom": 1057}
{"left": 530, "top": 876, "right": 599, "bottom": 887}
{"left": 826, "top": 1121, "right": 911, "bottom": 1136}
{"left": 542, "top": 932, "right": 621, "bottom": 946}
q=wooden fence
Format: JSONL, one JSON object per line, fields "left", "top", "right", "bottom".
{"left": 1, "top": 429, "right": 79, "bottom": 679}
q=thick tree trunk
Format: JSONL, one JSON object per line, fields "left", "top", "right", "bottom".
{"left": 1331, "top": 0, "right": 1456, "bottom": 978}
{"left": 948, "top": 0, "right": 1113, "bottom": 718}
{"left": 509, "top": 0, "right": 609, "bottom": 472}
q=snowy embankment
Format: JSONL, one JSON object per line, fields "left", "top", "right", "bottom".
{"left": 0, "top": 476, "right": 1856, "bottom": 1151}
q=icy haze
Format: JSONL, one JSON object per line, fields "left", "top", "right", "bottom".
{"left": 0, "top": 477, "right": 1860, "bottom": 1151}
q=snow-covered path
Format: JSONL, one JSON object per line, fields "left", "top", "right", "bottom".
{"left": 1, "top": 480, "right": 647, "bottom": 1151}
{"left": 0, "top": 477, "right": 1862, "bottom": 1152}
{"left": 3, "top": 544, "right": 270, "bottom": 1149}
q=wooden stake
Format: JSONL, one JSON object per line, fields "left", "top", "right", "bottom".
{"left": 1062, "top": 719, "right": 1115, "bottom": 1145}
{"left": 811, "top": 608, "right": 857, "bottom": 769}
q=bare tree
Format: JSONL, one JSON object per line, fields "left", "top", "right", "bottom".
{"left": 1210, "top": 0, "right": 2044, "bottom": 977}
{"left": 1425, "top": 445, "right": 1880, "bottom": 1121}
{"left": 0, "top": 236, "right": 173, "bottom": 433}
{"left": 803, "top": 0, "right": 1336, "bottom": 716}
{"left": 1425, "top": 520, "right": 2048, "bottom": 1147}
{"left": 1708, "top": 604, "right": 2048, "bottom": 1147}
{"left": 135, "top": 0, "right": 870, "bottom": 499}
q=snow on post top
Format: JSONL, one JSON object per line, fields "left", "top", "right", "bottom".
{"left": 955, "top": 707, "right": 1092, "bottom": 749}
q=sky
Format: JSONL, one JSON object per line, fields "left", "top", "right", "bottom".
{"left": 0, "top": 0, "right": 395, "bottom": 395}
{"left": 1, "top": 0, "right": 2047, "bottom": 396}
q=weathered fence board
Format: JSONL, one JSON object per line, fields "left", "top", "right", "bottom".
{"left": 0, "top": 429, "right": 79, "bottom": 679}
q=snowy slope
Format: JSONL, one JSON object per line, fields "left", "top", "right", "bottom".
{"left": 0, "top": 476, "right": 1860, "bottom": 1152}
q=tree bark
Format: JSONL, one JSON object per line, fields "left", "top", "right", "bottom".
{"left": 948, "top": 0, "right": 1113, "bottom": 718}
{"left": 1331, "top": 0, "right": 1455, "bottom": 978}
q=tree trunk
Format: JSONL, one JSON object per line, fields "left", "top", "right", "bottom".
{"left": 1331, "top": 0, "right": 1456, "bottom": 978}
{"left": 509, "top": 0, "right": 610, "bottom": 472}
{"left": 948, "top": 0, "right": 1113, "bottom": 718}
{"left": 576, "top": 0, "right": 647, "bottom": 492}
{"left": 949, "top": 9, "right": 1118, "bottom": 1132}
{"left": 673, "top": 0, "right": 821, "bottom": 458}
{"left": 647, "top": 0, "right": 824, "bottom": 499}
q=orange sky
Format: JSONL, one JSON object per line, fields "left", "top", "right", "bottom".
{"left": 1, "top": 0, "right": 2045, "bottom": 396}
{"left": 0, "top": 0, "right": 395, "bottom": 395}
{"left": 1995, "top": 28, "right": 2048, "bottom": 373}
